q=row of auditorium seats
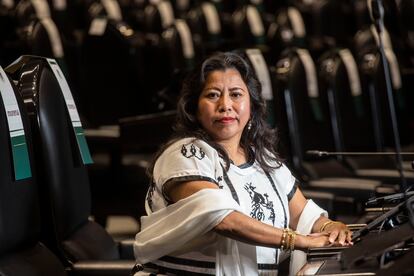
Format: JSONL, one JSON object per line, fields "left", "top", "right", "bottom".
{"left": 1, "top": 0, "right": 414, "bottom": 230}
{"left": 0, "top": 57, "right": 136, "bottom": 275}
{"left": 1, "top": 0, "right": 414, "bottom": 127}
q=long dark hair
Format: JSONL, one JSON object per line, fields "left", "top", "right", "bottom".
{"left": 149, "top": 51, "right": 282, "bottom": 178}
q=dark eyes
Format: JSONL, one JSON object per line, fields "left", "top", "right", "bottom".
{"left": 206, "top": 92, "right": 220, "bottom": 99}
{"left": 204, "top": 90, "right": 244, "bottom": 99}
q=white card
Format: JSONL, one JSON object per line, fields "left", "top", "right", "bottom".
{"left": 89, "top": 18, "right": 108, "bottom": 36}
{"left": 201, "top": 2, "right": 221, "bottom": 34}
{"left": 339, "top": 49, "right": 362, "bottom": 97}
{"left": 246, "top": 5, "right": 264, "bottom": 37}
{"left": 297, "top": 49, "right": 319, "bottom": 98}
{"left": 40, "top": 18, "right": 64, "bottom": 58}
{"left": 31, "top": 0, "right": 51, "bottom": 19}
{"left": 158, "top": 0, "right": 174, "bottom": 28}
{"left": 52, "top": 0, "right": 66, "bottom": 10}
{"left": 246, "top": 49, "right": 273, "bottom": 100}
{"left": 288, "top": 7, "right": 305, "bottom": 38}
{"left": 0, "top": 67, "right": 25, "bottom": 134}
{"left": 101, "top": 0, "right": 122, "bottom": 21}
{"left": 175, "top": 19, "right": 195, "bottom": 59}
{"left": 46, "top": 59, "right": 81, "bottom": 126}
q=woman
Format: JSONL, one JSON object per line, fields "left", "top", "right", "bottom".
{"left": 134, "top": 52, "right": 352, "bottom": 275}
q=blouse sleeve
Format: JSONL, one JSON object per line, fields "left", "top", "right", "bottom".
{"left": 276, "top": 164, "right": 298, "bottom": 201}
{"left": 153, "top": 138, "right": 221, "bottom": 195}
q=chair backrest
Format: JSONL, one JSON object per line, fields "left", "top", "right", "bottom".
{"left": 267, "top": 6, "right": 307, "bottom": 63}
{"left": 232, "top": 5, "right": 267, "bottom": 50}
{"left": 275, "top": 48, "right": 354, "bottom": 179}
{"left": 354, "top": 26, "right": 411, "bottom": 147}
{"left": 0, "top": 65, "right": 66, "bottom": 276}
{"left": 235, "top": 48, "right": 277, "bottom": 127}
{"left": 186, "top": 2, "right": 225, "bottom": 54}
{"left": 81, "top": 17, "right": 147, "bottom": 126}
{"left": 8, "top": 56, "right": 120, "bottom": 263}
{"left": 318, "top": 48, "right": 383, "bottom": 152}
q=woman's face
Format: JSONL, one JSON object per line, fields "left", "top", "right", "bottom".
{"left": 197, "top": 68, "right": 251, "bottom": 145}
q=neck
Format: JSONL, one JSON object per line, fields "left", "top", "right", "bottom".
{"left": 218, "top": 140, "right": 247, "bottom": 166}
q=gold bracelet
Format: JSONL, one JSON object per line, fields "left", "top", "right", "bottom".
{"left": 290, "top": 231, "right": 296, "bottom": 251}
{"left": 319, "top": 220, "right": 340, "bottom": 232}
{"left": 281, "top": 228, "right": 297, "bottom": 252}
{"left": 280, "top": 229, "right": 288, "bottom": 250}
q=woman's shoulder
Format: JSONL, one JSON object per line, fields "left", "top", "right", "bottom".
{"left": 158, "top": 137, "right": 218, "bottom": 160}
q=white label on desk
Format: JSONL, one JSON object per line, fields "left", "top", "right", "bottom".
{"left": 89, "top": 18, "right": 107, "bottom": 36}
{"left": 339, "top": 49, "right": 362, "bottom": 97}
{"left": 288, "top": 7, "right": 305, "bottom": 38}
{"left": 0, "top": 67, "right": 23, "bottom": 133}
{"left": 297, "top": 49, "right": 319, "bottom": 98}
{"left": 246, "top": 5, "right": 264, "bottom": 37}
{"left": 201, "top": 2, "right": 221, "bottom": 34}
{"left": 175, "top": 19, "right": 195, "bottom": 59}
{"left": 52, "top": 0, "right": 66, "bottom": 10}
{"left": 31, "top": 0, "right": 51, "bottom": 19}
{"left": 246, "top": 49, "right": 273, "bottom": 100}
{"left": 40, "top": 18, "right": 64, "bottom": 58}
{"left": 158, "top": 0, "right": 174, "bottom": 28}
{"left": 101, "top": 0, "right": 122, "bottom": 20}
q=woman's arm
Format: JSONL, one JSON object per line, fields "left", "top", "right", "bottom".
{"left": 288, "top": 188, "right": 353, "bottom": 246}
{"left": 167, "top": 180, "right": 331, "bottom": 251}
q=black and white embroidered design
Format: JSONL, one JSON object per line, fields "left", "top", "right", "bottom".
{"left": 146, "top": 182, "right": 156, "bottom": 211}
{"left": 217, "top": 176, "right": 224, "bottom": 189}
{"left": 181, "top": 143, "right": 206, "bottom": 160}
{"left": 244, "top": 182, "right": 275, "bottom": 225}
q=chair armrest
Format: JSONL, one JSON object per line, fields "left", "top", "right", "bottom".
{"left": 69, "top": 260, "right": 136, "bottom": 276}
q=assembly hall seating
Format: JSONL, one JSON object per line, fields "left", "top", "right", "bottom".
{"left": 318, "top": 47, "right": 414, "bottom": 185}
{"left": 0, "top": 66, "right": 66, "bottom": 276}
{"left": 6, "top": 56, "right": 135, "bottom": 275}
{"left": 273, "top": 47, "right": 385, "bottom": 213}
{"left": 0, "top": 0, "right": 413, "bottom": 256}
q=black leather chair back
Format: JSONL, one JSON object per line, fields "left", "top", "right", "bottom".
{"left": 0, "top": 66, "right": 66, "bottom": 276}
{"left": 267, "top": 6, "right": 307, "bottom": 63}
{"left": 143, "top": 0, "right": 175, "bottom": 33}
{"left": 0, "top": 1, "right": 23, "bottom": 66}
{"left": 354, "top": 27, "right": 411, "bottom": 147}
{"left": 235, "top": 48, "right": 277, "bottom": 127}
{"left": 275, "top": 48, "right": 354, "bottom": 178}
{"left": 232, "top": 5, "right": 267, "bottom": 51}
{"left": 186, "top": 1, "right": 225, "bottom": 54}
{"left": 81, "top": 18, "right": 147, "bottom": 126}
{"left": 318, "top": 48, "right": 382, "bottom": 152}
{"left": 8, "top": 56, "right": 120, "bottom": 263}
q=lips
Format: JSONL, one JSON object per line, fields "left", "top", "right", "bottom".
{"left": 216, "top": 117, "right": 236, "bottom": 124}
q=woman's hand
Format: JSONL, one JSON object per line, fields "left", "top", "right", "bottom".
{"left": 295, "top": 232, "right": 330, "bottom": 250}
{"left": 321, "top": 221, "right": 353, "bottom": 246}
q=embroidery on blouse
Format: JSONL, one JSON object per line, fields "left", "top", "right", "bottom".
{"left": 146, "top": 182, "right": 156, "bottom": 211}
{"left": 244, "top": 182, "right": 276, "bottom": 225}
{"left": 181, "top": 143, "right": 206, "bottom": 160}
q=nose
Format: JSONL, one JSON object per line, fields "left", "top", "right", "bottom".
{"left": 218, "top": 94, "right": 232, "bottom": 113}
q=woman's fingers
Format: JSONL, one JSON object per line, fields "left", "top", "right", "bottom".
{"left": 345, "top": 230, "right": 353, "bottom": 245}
{"left": 338, "top": 229, "right": 348, "bottom": 245}
{"left": 328, "top": 230, "right": 339, "bottom": 244}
